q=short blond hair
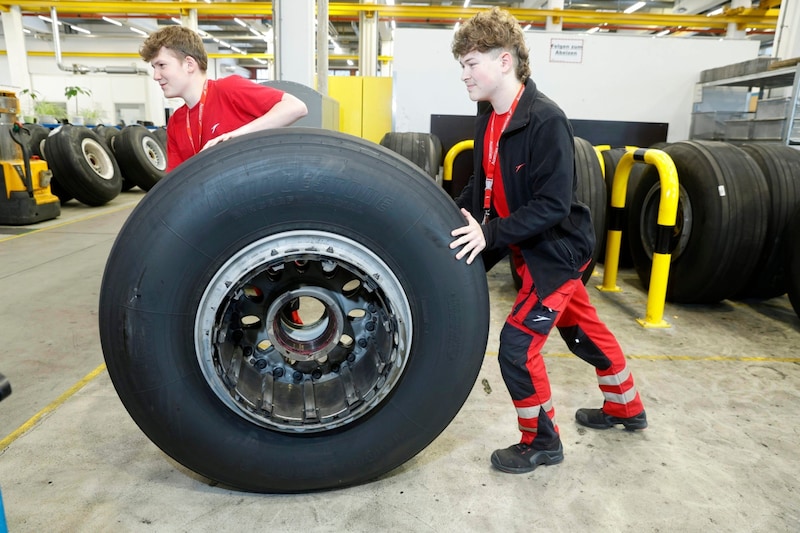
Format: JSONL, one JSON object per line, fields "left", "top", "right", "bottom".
{"left": 140, "top": 25, "right": 208, "bottom": 72}
{"left": 451, "top": 7, "right": 531, "bottom": 82}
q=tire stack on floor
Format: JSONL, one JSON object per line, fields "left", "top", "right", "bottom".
{"left": 25, "top": 123, "right": 167, "bottom": 207}
{"left": 605, "top": 140, "right": 800, "bottom": 319}
{"left": 379, "top": 132, "right": 443, "bottom": 184}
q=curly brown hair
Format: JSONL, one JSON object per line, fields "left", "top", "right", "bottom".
{"left": 139, "top": 25, "right": 208, "bottom": 72}
{"left": 451, "top": 7, "right": 530, "bottom": 82}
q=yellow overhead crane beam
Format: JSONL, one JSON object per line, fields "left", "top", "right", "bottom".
{"left": 0, "top": 2, "right": 779, "bottom": 32}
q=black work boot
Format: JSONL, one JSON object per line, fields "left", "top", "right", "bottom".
{"left": 490, "top": 440, "right": 564, "bottom": 474}
{"left": 575, "top": 408, "right": 647, "bottom": 431}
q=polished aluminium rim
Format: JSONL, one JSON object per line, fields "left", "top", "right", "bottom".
{"left": 195, "top": 230, "right": 412, "bottom": 433}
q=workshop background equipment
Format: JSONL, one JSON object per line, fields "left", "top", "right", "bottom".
{"left": 0, "top": 90, "right": 60, "bottom": 225}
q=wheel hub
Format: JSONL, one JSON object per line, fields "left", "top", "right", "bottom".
{"left": 195, "top": 230, "right": 412, "bottom": 433}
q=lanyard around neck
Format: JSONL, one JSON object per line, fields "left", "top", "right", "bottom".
{"left": 185, "top": 79, "right": 209, "bottom": 155}
{"left": 482, "top": 83, "right": 525, "bottom": 223}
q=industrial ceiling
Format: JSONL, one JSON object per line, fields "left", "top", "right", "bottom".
{"left": 0, "top": 1, "right": 782, "bottom": 72}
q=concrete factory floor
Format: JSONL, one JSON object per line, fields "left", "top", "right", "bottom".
{"left": 1, "top": 190, "right": 799, "bottom": 532}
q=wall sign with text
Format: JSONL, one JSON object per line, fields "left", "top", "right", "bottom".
{"left": 550, "top": 39, "right": 584, "bottom": 63}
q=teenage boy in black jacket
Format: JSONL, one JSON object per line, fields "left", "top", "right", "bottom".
{"left": 449, "top": 7, "right": 647, "bottom": 474}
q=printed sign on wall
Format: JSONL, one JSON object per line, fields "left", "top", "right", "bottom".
{"left": 550, "top": 38, "right": 584, "bottom": 63}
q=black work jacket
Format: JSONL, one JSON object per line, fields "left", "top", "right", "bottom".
{"left": 456, "top": 78, "right": 595, "bottom": 300}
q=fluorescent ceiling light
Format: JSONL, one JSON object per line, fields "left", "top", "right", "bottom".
{"left": 624, "top": 2, "right": 646, "bottom": 14}
{"left": 130, "top": 27, "right": 148, "bottom": 37}
{"left": 655, "top": 29, "right": 671, "bottom": 36}
{"left": 587, "top": 26, "right": 600, "bottom": 33}
{"left": 37, "top": 15, "right": 62, "bottom": 25}
{"left": 70, "top": 24, "right": 91, "bottom": 35}
{"left": 234, "top": 18, "right": 248, "bottom": 28}
{"left": 102, "top": 16, "right": 122, "bottom": 27}
{"left": 707, "top": 7, "right": 724, "bottom": 16}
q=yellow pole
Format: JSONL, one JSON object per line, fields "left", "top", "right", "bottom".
{"left": 443, "top": 140, "right": 474, "bottom": 182}
{"left": 636, "top": 149, "right": 679, "bottom": 329}
{"left": 597, "top": 149, "right": 636, "bottom": 292}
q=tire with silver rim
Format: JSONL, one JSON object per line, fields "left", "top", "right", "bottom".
{"left": 113, "top": 125, "right": 166, "bottom": 191}
{"left": 42, "top": 124, "right": 121, "bottom": 206}
{"left": 99, "top": 128, "right": 490, "bottom": 492}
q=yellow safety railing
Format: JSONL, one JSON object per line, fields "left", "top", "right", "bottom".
{"left": 443, "top": 140, "right": 474, "bottom": 182}
{"left": 597, "top": 147, "right": 679, "bottom": 328}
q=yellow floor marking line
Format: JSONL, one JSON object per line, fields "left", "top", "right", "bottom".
{"left": 484, "top": 351, "right": 800, "bottom": 364}
{"left": 0, "top": 202, "right": 139, "bottom": 244}
{"left": 0, "top": 363, "right": 107, "bottom": 451}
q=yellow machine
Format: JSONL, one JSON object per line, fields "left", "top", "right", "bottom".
{"left": 0, "top": 90, "right": 60, "bottom": 225}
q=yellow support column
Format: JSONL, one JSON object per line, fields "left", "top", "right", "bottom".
{"left": 327, "top": 77, "right": 363, "bottom": 137}
{"left": 361, "top": 77, "right": 392, "bottom": 144}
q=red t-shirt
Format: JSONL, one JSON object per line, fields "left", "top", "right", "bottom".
{"left": 165, "top": 75, "right": 285, "bottom": 172}
{"left": 483, "top": 110, "right": 511, "bottom": 218}
{"left": 484, "top": 110, "right": 526, "bottom": 281}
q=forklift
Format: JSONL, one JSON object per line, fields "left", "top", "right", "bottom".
{"left": 0, "top": 90, "right": 60, "bottom": 225}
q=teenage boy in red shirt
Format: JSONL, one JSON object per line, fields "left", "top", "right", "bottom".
{"left": 140, "top": 25, "right": 308, "bottom": 172}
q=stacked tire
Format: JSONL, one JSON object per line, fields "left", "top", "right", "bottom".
{"left": 43, "top": 125, "right": 122, "bottom": 206}
{"left": 379, "top": 132, "right": 442, "bottom": 183}
{"left": 113, "top": 124, "right": 167, "bottom": 191}
{"left": 34, "top": 123, "right": 167, "bottom": 206}
{"left": 626, "top": 140, "right": 800, "bottom": 307}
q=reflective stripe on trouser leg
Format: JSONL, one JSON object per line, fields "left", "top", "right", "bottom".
{"left": 555, "top": 282, "right": 644, "bottom": 418}
{"left": 497, "top": 275, "right": 573, "bottom": 448}
{"left": 498, "top": 323, "right": 559, "bottom": 446}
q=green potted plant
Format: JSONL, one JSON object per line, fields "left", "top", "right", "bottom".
{"left": 18, "top": 88, "right": 41, "bottom": 123}
{"left": 81, "top": 106, "right": 104, "bottom": 127}
{"left": 33, "top": 101, "right": 67, "bottom": 125}
{"left": 65, "top": 85, "right": 92, "bottom": 124}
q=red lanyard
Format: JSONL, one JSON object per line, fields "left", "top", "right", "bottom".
{"left": 483, "top": 84, "right": 524, "bottom": 224}
{"left": 185, "top": 79, "right": 208, "bottom": 154}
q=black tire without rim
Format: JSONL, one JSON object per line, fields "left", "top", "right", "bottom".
{"left": 98, "top": 128, "right": 490, "bottom": 493}
{"left": 736, "top": 143, "right": 800, "bottom": 299}
{"left": 628, "top": 140, "right": 769, "bottom": 303}
{"left": 784, "top": 205, "right": 800, "bottom": 319}
{"left": 574, "top": 137, "right": 607, "bottom": 282}
{"left": 379, "top": 132, "right": 442, "bottom": 180}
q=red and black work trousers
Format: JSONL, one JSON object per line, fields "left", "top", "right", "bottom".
{"left": 498, "top": 264, "right": 644, "bottom": 449}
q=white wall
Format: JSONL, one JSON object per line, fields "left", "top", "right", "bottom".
{"left": 0, "top": 33, "right": 230, "bottom": 126}
{"left": 393, "top": 28, "right": 761, "bottom": 142}
{"left": 1, "top": 28, "right": 762, "bottom": 135}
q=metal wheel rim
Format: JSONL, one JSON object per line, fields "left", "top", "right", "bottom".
{"left": 140, "top": 135, "right": 167, "bottom": 171}
{"left": 195, "top": 229, "right": 413, "bottom": 433}
{"left": 80, "top": 137, "right": 115, "bottom": 180}
{"left": 640, "top": 182, "right": 692, "bottom": 261}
